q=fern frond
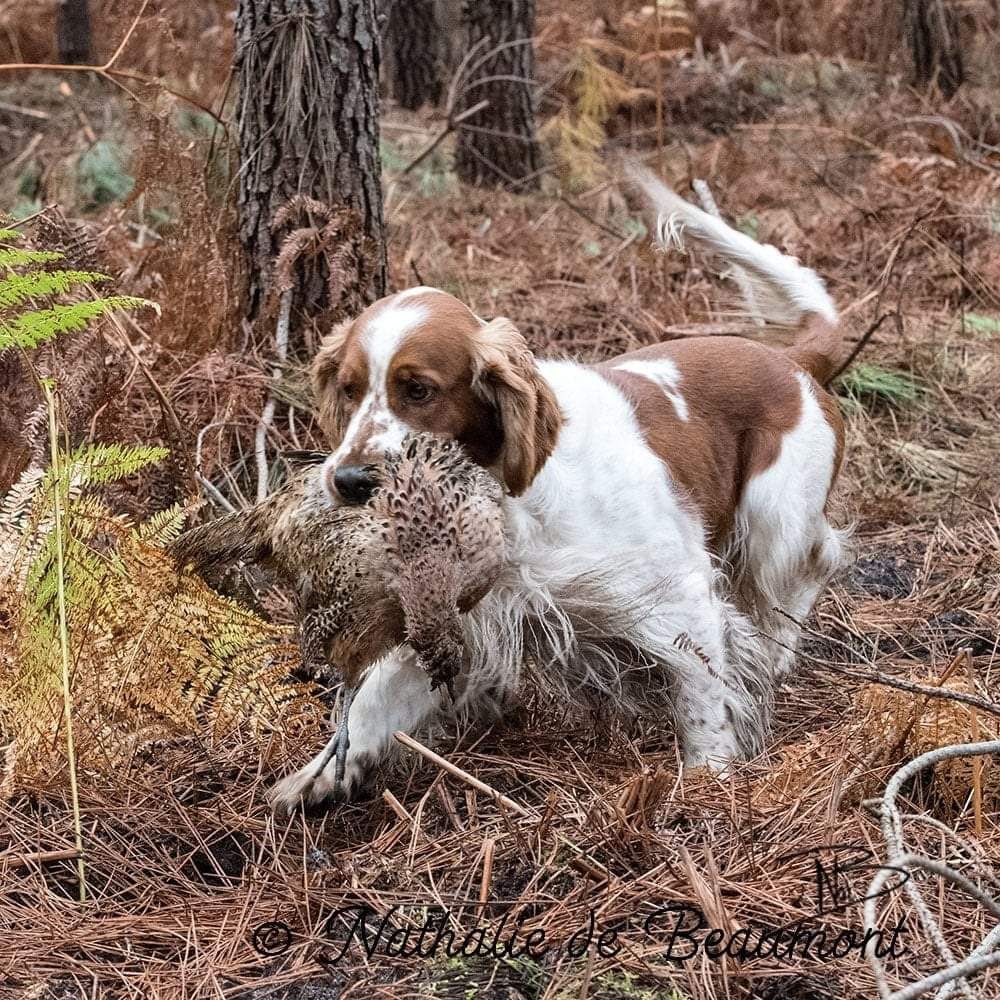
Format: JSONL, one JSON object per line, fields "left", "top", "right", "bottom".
{"left": 0, "top": 465, "right": 45, "bottom": 537}
{"left": 137, "top": 503, "right": 190, "bottom": 545}
{"left": 0, "top": 226, "right": 158, "bottom": 353}
{"left": 0, "top": 247, "right": 63, "bottom": 268}
{"left": 0, "top": 297, "right": 159, "bottom": 350}
{"left": 0, "top": 442, "right": 321, "bottom": 791}
{"left": 0, "top": 269, "right": 110, "bottom": 310}
{"left": 60, "top": 442, "right": 170, "bottom": 486}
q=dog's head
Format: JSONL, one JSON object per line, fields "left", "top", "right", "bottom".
{"left": 312, "top": 287, "right": 562, "bottom": 503}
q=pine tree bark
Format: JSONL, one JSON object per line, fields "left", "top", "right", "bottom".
{"left": 904, "top": 0, "right": 964, "bottom": 98}
{"left": 235, "top": 0, "right": 387, "bottom": 327}
{"left": 453, "top": 0, "right": 541, "bottom": 190}
{"left": 384, "top": 0, "right": 444, "bottom": 110}
{"left": 56, "top": 0, "right": 92, "bottom": 65}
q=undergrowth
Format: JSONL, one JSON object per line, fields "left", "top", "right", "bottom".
{"left": 0, "top": 441, "right": 311, "bottom": 789}
{"left": 0, "top": 227, "right": 149, "bottom": 351}
{"left": 836, "top": 361, "right": 924, "bottom": 412}
{"left": 0, "top": 226, "right": 318, "bottom": 792}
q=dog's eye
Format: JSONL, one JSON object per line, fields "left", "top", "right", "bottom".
{"left": 405, "top": 380, "right": 434, "bottom": 403}
{"left": 341, "top": 384, "right": 356, "bottom": 401}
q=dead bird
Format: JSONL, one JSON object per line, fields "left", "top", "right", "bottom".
{"left": 170, "top": 433, "right": 506, "bottom": 800}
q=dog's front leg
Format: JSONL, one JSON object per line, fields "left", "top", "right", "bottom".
{"left": 268, "top": 645, "right": 446, "bottom": 812}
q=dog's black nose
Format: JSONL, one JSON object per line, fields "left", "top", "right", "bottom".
{"left": 333, "top": 464, "right": 378, "bottom": 504}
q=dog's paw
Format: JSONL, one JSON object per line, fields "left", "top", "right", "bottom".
{"left": 267, "top": 763, "right": 325, "bottom": 815}
{"left": 267, "top": 752, "right": 376, "bottom": 814}
{"left": 681, "top": 748, "right": 737, "bottom": 778}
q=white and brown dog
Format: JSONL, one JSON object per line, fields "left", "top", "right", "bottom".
{"left": 271, "top": 170, "right": 847, "bottom": 808}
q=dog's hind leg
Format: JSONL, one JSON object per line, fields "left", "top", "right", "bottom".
{"left": 633, "top": 569, "right": 767, "bottom": 770}
{"left": 734, "top": 373, "right": 847, "bottom": 678}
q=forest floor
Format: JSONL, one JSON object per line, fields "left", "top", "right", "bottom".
{"left": 1, "top": 4, "right": 1000, "bottom": 999}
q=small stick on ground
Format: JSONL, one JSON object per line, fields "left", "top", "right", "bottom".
{"left": 382, "top": 788, "right": 415, "bottom": 826}
{"left": 393, "top": 731, "right": 608, "bottom": 884}
{"left": 478, "top": 837, "right": 495, "bottom": 919}
{"left": 393, "top": 730, "right": 529, "bottom": 816}
{"left": 963, "top": 648, "right": 984, "bottom": 837}
{"left": 771, "top": 611, "right": 1000, "bottom": 718}
{"left": 0, "top": 847, "right": 83, "bottom": 871}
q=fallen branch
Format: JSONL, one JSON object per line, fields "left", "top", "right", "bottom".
{"left": 771, "top": 610, "right": 1000, "bottom": 718}
{"left": 826, "top": 311, "right": 894, "bottom": 385}
{"left": 864, "top": 741, "right": 1000, "bottom": 1000}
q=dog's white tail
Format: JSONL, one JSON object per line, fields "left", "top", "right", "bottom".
{"left": 627, "top": 163, "right": 842, "bottom": 383}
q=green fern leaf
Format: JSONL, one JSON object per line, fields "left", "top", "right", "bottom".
{"left": 137, "top": 504, "right": 189, "bottom": 545}
{"left": 0, "top": 247, "right": 63, "bottom": 268}
{"left": 0, "top": 227, "right": 158, "bottom": 352}
{"left": 66, "top": 442, "right": 170, "bottom": 485}
{"left": 0, "top": 297, "right": 159, "bottom": 350}
{"left": 0, "top": 269, "right": 110, "bottom": 310}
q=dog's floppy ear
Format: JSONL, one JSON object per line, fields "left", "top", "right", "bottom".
{"left": 311, "top": 320, "right": 351, "bottom": 445}
{"left": 470, "top": 318, "right": 562, "bottom": 496}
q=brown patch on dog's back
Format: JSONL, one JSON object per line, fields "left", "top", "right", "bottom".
{"left": 596, "top": 336, "right": 813, "bottom": 549}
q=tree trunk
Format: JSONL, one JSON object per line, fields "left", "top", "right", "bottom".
{"left": 235, "top": 0, "right": 387, "bottom": 329}
{"left": 904, "top": 0, "right": 964, "bottom": 98}
{"left": 453, "top": 0, "right": 541, "bottom": 190}
{"left": 56, "top": 0, "right": 92, "bottom": 65}
{"left": 438, "top": 0, "right": 464, "bottom": 80}
{"left": 384, "top": 0, "right": 444, "bottom": 110}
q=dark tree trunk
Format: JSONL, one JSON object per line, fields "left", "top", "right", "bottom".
{"left": 453, "top": 0, "right": 541, "bottom": 190}
{"left": 905, "top": 0, "right": 964, "bottom": 98}
{"left": 384, "top": 0, "right": 444, "bottom": 109}
{"left": 235, "top": 0, "right": 387, "bottom": 329}
{"left": 57, "top": 0, "right": 92, "bottom": 65}
{"left": 438, "top": 0, "right": 463, "bottom": 78}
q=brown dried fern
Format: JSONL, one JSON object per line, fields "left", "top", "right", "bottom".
{"left": 0, "top": 454, "right": 321, "bottom": 792}
{"left": 270, "top": 194, "right": 379, "bottom": 326}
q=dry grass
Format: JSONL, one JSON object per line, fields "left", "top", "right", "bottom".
{"left": 1, "top": 1, "right": 999, "bottom": 997}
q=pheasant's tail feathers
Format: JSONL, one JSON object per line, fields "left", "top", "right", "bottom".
{"left": 169, "top": 511, "right": 267, "bottom": 573}
{"left": 625, "top": 161, "right": 841, "bottom": 379}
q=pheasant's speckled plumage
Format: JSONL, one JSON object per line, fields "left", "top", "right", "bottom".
{"left": 171, "top": 433, "right": 507, "bottom": 696}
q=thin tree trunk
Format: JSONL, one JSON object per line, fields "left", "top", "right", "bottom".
{"left": 384, "top": 0, "right": 444, "bottom": 109}
{"left": 235, "top": 0, "right": 387, "bottom": 328}
{"left": 57, "top": 0, "right": 92, "bottom": 65}
{"left": 454, "top": 0, "right": 541, "bottom": 190}
{"left": 904, "top": 0, "right": 964, "bottom": 98}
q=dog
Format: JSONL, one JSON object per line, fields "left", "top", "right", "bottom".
{"left": 278, "top": 171, "right": 847, "bottom": 805}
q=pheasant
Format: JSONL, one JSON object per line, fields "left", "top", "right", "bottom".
{"left": 170, "top": 433, "right": 506, "bottom": 797}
